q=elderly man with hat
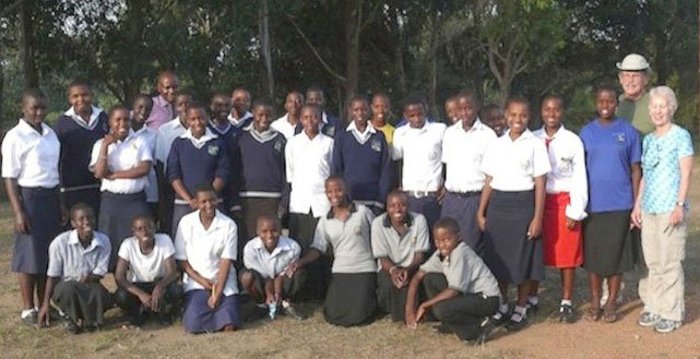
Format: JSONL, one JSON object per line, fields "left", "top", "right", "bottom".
{"left": 617, "top": 54, "right": 654, "bottom": 134}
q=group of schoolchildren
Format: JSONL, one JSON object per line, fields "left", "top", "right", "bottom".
{"left": 2, "top": 52, "right": 694, "bottom": 345}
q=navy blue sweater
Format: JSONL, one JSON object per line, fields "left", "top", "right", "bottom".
{"left": 54, "top": 113, "right": 109, "bottom": 189}
{"left": 166, "top": 137, "right": 231, "bottom": 198}
{"left": 232, "top": 129, "right": 286, "bottom": 196}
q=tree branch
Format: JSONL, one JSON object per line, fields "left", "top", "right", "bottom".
{"left": 286, "top": 12, "right": 346, "bottom": 83}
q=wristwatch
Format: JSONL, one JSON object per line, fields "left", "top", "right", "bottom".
{"left": 676, "top": 201, "right": 687, "bottom": 209}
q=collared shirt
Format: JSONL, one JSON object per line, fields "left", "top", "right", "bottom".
{"left": 64, "top": 106, "right": 105, "bottom": 131}
{"left": 89, "top": 133, "right": 153, "bottom": 194}
{"left": 118, "top": 233, "right": 175, "bottom": 283}
{"left": 174, "top": 209, "right": 239, "bottom": 295}
{"left": 285, "top": 132, "right": 334, "bottom": 217}
{"left": 271, "top": 114, "right": 302, "bottom": 140}
{"left": 481, "top": 129, "right": 551, "bottom": 192}
{"left": 47, "top": 229, "right": 111, "bottom": 281}
{"left": 370, "top": 212, "right": 430, "bottom": 268}
{"left": 155, "top": 117, "right": 187, "bottom": 166}
{"left": 1, "top": 119, "right": 60, "bottom": 188}
{"left": 228, "top": 111, "right": 253, "bottom": 129}
{"left": 179, "top": 127, "right": 218, "bottom": 149}
{"left": 132, "top": 125, "right": 159, "bottom": 202}
{"left": 533, "top": 125, "right": 588, "bottom": 220}
{"left": 312, "top": 204, "right": 376, "bottom": 273}
{"left": 346, "top": 121, "right": 376, "bottom": 144}
{"left": 618, "top": 92, "right": 653, "bottom": 135}
{"left": 392, "top": 121, "right": 446, "bottom": 191}
{"left": 442, "top": 119, "right": 497, "bottom": 192}
{"left": 420, "top": 242, "right": 500, "bottom": 298}
{"left": 243, "top": 236, "right": 301, "bottom": 279}
{"left": 374, "top": 123, "right": 395, "bottom": 145}
{"left": 641, "top": 124, "right": 694, "bottom": 214}
{"left": 146, "top": 95, "right": 174, "bottom": 130}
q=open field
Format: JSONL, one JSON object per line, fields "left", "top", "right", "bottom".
{"left": 0, "top": 158, "right": 698, "bottom": 358}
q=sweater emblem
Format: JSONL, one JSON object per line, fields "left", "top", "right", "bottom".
{"left": 208, "top": 145, "right": 220, "bottom": 156}
{"left": 370, "top": 138, "right": 382, "bottom": 152}
{"left": 274, "top": 139, "right": 283, "bottom": 152}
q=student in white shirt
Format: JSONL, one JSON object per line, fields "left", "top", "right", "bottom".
{"left": 240, "top": 215, "right": 305, "bottom": 320}
{"left": 114, "top": 215, "right": 181, "bottom": 327}
{"left": 90, "top": 105, "right": 153, "bottom": 272}
{"left": 175, "top": 185, "right": 241, "bottom": 333}
{"left": 131, "top": 94, "right": 159, "bottom": 216}
{"left": 440, "top": 91, "right": 497, "bottom": 255}
{"left": 532, "top": 95, "right": 588, "bottom": 323}
{"left": 476, "top": 97, "right": 550, "bottom": 331}
{"left": 271, "top": 91, "right": 304, "bottom": 139}
{"left": 2, "top": 88, "right": 63, "bottom": 325}
{"left": 392, "top": 96, "right": 446, "bottom": 230}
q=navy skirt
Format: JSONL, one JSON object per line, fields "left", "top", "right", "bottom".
{"left": 324, "top": 272, "right": 377, "bottom": 327}
{"left": 483, "top": 190, "right": 543, "bottom": 285}
{"left": 12, "top": 187, "right": 62, "bottom": 274}
{"left": 183, "top": 290, "right": 241, "bottom": 333}
{"left": 440, "top": 191, "right": 483, "bottom": 256}
{"left": 98, "top": 191, "right": 150, "bottom": 271}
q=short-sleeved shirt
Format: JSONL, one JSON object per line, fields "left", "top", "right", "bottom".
{"left": 618, "top": 92, "right": 653, "bottom": 135}
{"left": 175, "top": 209, "right": 239, "bottom": 295}
{"left": 480, "top": 129, "right": 551, "bottom": 191}
{"left": 641, "top": 124, "right": 694, "bottom": 214}
{"left": 155, "top": 117, "right": 187, "bottom": 166}
{"left": 392, "top": 121, "right": 446, "bottom": 192}
{"left": 442, "top": 120, "right": 497, "bottom": 192}
{"left": 89, "top": 134, "right": 153, "bottom": 194}
{"left": 132, "top": 125, "right": 159, "bottom": 202}
{"left": 1, "top": 120, "right": 60, "bottom": 188}
{"left": 312, "top": 204, "right": 376, "bottom": 273}
{"left": 285, "top": 132, "right": 334, "bottom": 217}
{"left": 420, "top": 242, "right": 500, "bottom": 298}
{"left": 243, "top": 236, "right": 301, "bottom": 279}
{"left": 47, "top": 230, "right": 111, "bottom": 281}
{"left": 580, "top": 118, "right": 641, "bottom": 213}
{"left": 370, "top": 212, "right": 430, "bottom": 268}
{"left": 118, "top": 233, "right": 175, "bottom": 283}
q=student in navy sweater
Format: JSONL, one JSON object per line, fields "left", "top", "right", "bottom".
{"left": 208, "top": 93, "right": 238, "bottom": 213}
{"left": 332, "top": 96, "right": 392, "bottom": 214}
{"left": 55, "top": 80, "right": 109, "bottom": 221}
{"left": 231, "top": 100, "right": 288, "bottom": 250}
{"left": 167, "top": 103, "right": 231, "bottom": 235}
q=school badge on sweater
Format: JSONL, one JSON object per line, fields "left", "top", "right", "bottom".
{"left": 371, "top": 139, "right": 382, "bottom": 152}
{"left": 208, "top": 145, "right": 219, "bottom": 156}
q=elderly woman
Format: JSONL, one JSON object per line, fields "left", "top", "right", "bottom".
{"left": 631, "top": 86, "right": 694, "bottom": 334}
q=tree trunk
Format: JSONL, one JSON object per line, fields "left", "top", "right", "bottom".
{"left": 259, "top": 0, "right": 274, "bottom": 99}
{"left": 390, "top": 6, "right": 407, "bottom": 98}
{"left": 697, "top": 0, "right": 700, "bottom": 137}
{"left": 344, "top": 0, "right": 362, "bottom": 114}
{"left": 20, "top": 0, "right": 38, "bottom": 89}
{"left": 427, "top": 12, "right": 440, "bottom": 120}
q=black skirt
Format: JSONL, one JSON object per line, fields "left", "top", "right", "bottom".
{"left": 482, "top": 190, "right": 543, "bottom": 285}
{"left": 583, "top": 210, "right": 634, "bottom": 276}
{"left": 324, "top": 272, "right": 377, "bottom": 327}
{"left": 12, "top": 187, "right": 62, "bottom": 274}
{"left": 98, "top": 191, "right": 150, "bottom": 271}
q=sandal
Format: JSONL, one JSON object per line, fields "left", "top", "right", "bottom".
{"left": 603, "top": 306, "right": 618, "bottom": 323}
{"left": 586, "top": 307, "right": 602, "bottom": 321}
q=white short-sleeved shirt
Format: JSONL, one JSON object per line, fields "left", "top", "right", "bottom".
{"left": 243, "top": 236, "right": 301, "bottom": 279}
{"left": 175, "top": 210, "right": 239, "bottom": 295}
{"left": 392, "top": 121, "right": 446, "bottom": 191}
{"left": 118, "top": 233, "right": 175, "bottom": 283}
{"left": 133, "top": 125, "right": 159, "bottom": 202}
{"left": 370, "top": 212, "right": 430, "bottom": 268}
{"left": 47, "top": 230, "right": 111, "bottom": 281}
{"left": 285, "top": 132, "right": 334, "bottom": 217}
{"left": 480, "top": 129, "right": 551, "bottom": 191}
{"left": 420, "top": 242, "right": 500, "bottom": 298}
{"left": 89, "top": 134, "right": 153, "bottom": 194}
{"left": 1, "top": 120, "right": 60, "bottom": 188}
{"left": 442, "top": 120, "right": 497, "bottom": 192}
{"left": 312, "top": 204, "right": 377, "bottom": 273}
{"left": 533, "top": 126, "right": 588, "bottom": 220}
{"left": 271, "top": 114, "right": 298, "bottom": 140}
{"left": 155, "top": 117, "right": 187, "bottom": 166}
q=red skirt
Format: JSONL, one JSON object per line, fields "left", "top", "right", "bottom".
{"left": 542, "top": 193, "right": 583, "bottom": 268}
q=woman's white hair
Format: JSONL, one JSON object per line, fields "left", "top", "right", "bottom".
{"left": 649, "top": 86, "right": 678, "bottom": 116}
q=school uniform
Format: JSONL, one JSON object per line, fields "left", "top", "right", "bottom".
{"left": 231, "top": 127, "right": 287, "bottom": 248}
{"left": 132, "top": 124, "right": 159, "bottom": 206}
{"left": 167, "top": 128, "right": 231, "bottom": 235}
{"left": 54, "top": 106, "right": 108, "bottom": 218}
{"left": 331, "top": 122, "right": 392, "bottom": 212}
{"left": 312, "top": 203, "right": 377, "bottom": 326}
{"left": 371, "top": 212, "right": 430, "bottom": 321}
{"left": 322, "top": 111, "right": 342, "bottom": 130}
{"left": 227, "top": 111, "right": 254, "bottom": 136}
{"left": 285, "top": 131, "right": 334, "bottom": 252}
{"left": 46, "top": 229, "right": 112, "bottom": 327}
{"left": 374, "top": 123, "right": 395, "bottom": 145}
{"left": 146, "top": 95, "right": 174, "bottom": 130}
{"left": 208, "top": 121, "right": 240, "bottom": 215}
{"left": 534, "top": 126, "right": 588, "bottom": 268}
{"left": 90, "top": 133, "right": 153, "bottom": 271}
{"left": 392, "top": 121, "right": 446, "bottom": 230}
{"left": 440, "top": 120, "right": 497, "bottom": 255}
{"left": 480, "top": 129, "right": 551, "bottom": 285}
{"left": 154, "top": 117, "right": 188, "bottom": 235}
{"left": 579, "top": 118, "right": 641, "bottom": 276}
{"left": 175, "top": 209, "right": 241, "bottom": 333}
{"left": 1, "top": 119, "right": 62, "bottom": 274}
{"left": 419, "top": 242, "right": 501, "bottom": 341}
{"left": 241, "top": 236, "right": 305, "bottom": 300}
{"left": 271, "top": 114, "right": 303, "bottom": 140}
{"left": 114, "top": 234, "right": 183, "bottom": 316}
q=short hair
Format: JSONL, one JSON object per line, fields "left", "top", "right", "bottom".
{"left": 402, "top": 95, "right": 427, "bottom": 112}
{"left": 195, "top": 183, "right": 217, "bottom": 196}
{"left": 107, "top": 104, "right": 130, "bottom": 119}
{"left": 256, "top": 214, "right": 281, "bottom": 230}
{"left": 306, "top": 85, "right": 325, "bottom": 95}
{"left": 325, "top": 175, "right": 345, "bottom": 187}
{"left": 504, "top": 96, "right": 530, "bottom": 112}
{"left": 433, "top": 217, "right": 460, "bottom": 234}
{"left": 69, "top": 202, "right": 94, "bottom": 219}
{"left": 231, "top": 87, "right": 251, "bottom": 97}
{"left": 252, "top": 99, "right": 274, "bottom": 112}
{"left": 67, "top": 79, "right": 92, "bottom": 92}
{"left": 541, "top": 94, "right": 565, "bottom": 109}
{"left": 648, "top": 86, "right": 678, "bottom": 115}
{"left": 301, "top": 103, "right": 322, "bottom": 117}
{"left": 22, "top": 88, "right": 48, "bottom": 104}
{"left": 187, "top": 101, "right": 208, "bottom": 115}
{"left": 210, "top": 92, "right": 229, "bottom": 102}
{"left": 176, "top": 89, "right": 194, "bottom": 100}
{"left": 456, "top": 90, "right": 481, "bottom": 110}
{"left": 372, "top": 92, "right": 391, "bottom": 103}
{"left": 132, "top": 93, "right": 153, "bottom": 107}
{"left": 132, "top": 214, "right": 155, "bottom": 227}
{"left": 595, "top": 84, "right": 618, "bottom": 98}
{"left": 386, "top": 189, "right": 408, "bottom": 203}
{"left": 157, "top": 70, "right": 178, "bottom": 84}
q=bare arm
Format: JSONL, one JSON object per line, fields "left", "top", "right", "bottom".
{"left": 528, "top": 175, "right": 546, "bottom": 239}
{"left": 476, "top": 176, "right": 493, "bottom": 231}
{"left": 4, "top": 178, "right": 29, "bottom": 234}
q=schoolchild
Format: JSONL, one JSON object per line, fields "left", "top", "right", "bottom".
{"left": 228, "top": 87, "right": 254, "bottom": 133}
{"left": 131, "top": 94, "right": 159, "bottom": 215}
{"left": 370, "top": 93, "right": 396, "bottom": 145}
{"left": 271, "top": 91, "right": 304, "bottom": 140}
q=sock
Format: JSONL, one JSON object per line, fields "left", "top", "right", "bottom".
{"left": 527, "top": 295, "right": 539, "bottom": 306}
{"left": 561, "top": 299, "right": 573, "bottom": 307}
{"left": 20, "top": 308, "right": 36, "bottom": 319}
{"left": 493, "top": 303, "right": 509, "bottom": 319}
{"left": 511, "top": 305, "right": 527, "bottom": 322}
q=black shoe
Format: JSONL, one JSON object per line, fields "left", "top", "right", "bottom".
{"left": 20, "top": 310, "right": 38, "bottom": 326}
{"left": 559, "top": 304, "right": 575, "bottom": 324}
{"left": 526, "top": 300, "right": 539, "bottom": 315}
{"left": 472, "top": 318, "right": 496, "bottom": 346}
{"left": 283, "top": 303, "right": 307, "bottom": 321}
{"left": 505, "top": 315, "right": 528, "bottom": 332}
{"left": 492, "top": 306, "right": 511, "bottom": 326}
{"left": 157, "top": 312, "right": 173, "bottom": 326}
{"left": 434, "top": 324, "right": 453, "bottom": 334}
{"left": 129, "top": 310, "right": 145, "bottom": 327}
{"left": 83, "top": 324, "right": 100, "bottom": 333}
{"left": 62, "top": 319, "right": 81, "bottom": 334}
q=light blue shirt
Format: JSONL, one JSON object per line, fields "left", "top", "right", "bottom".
{"left": 641, "top": 124, "right": 694, "bottom": 214}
